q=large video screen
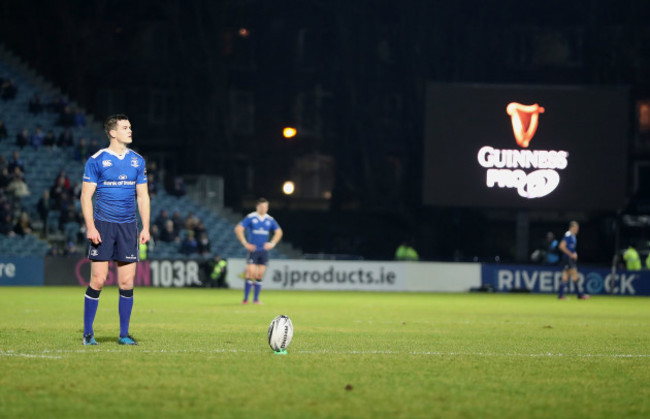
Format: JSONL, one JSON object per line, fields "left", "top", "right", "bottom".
{"left": 422, "top": 83, "right": 629, "bottom": 210}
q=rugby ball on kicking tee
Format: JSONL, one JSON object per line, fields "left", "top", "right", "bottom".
{"left": 268, "top": 315, "right": 293, "bottom": 352}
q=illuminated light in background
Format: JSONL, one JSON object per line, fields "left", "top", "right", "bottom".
{"left": 283, "top": 127, "right": 297, "bottom": 138}
{"left": 238, "top": 28, "right": 250, "bottom": 38}
{"left": 282, "top": 181, "right": 295, "bottom": 195}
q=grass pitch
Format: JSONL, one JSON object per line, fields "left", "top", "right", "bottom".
{"left": 0, "top": 287, "right": 648, "bottom": 419}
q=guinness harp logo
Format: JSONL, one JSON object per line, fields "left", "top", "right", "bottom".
{"left": 506, "top": 103, "right": 545, "bottom": 148}
{"left": 476, "top": 100, "right": 568, "bottom": 200}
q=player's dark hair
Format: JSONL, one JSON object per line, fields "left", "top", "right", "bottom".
{"left": 257, "top": 197, "right": 269, "bottom": 205}
{"left": 104, "top": 114, "right": 129, "bottom": 139}
{"left": 569, "top": 220, "right": 579, "bottom": 228}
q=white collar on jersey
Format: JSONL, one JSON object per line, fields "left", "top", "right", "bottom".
{"left": 102, "top": 147, "right": 131, "bottom": 160}
{"left": 254, "top": 212, "right": 271, "bottom": 220}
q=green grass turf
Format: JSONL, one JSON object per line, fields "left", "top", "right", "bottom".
{"left": 0, "top": 287, "right": 648, "bottom": 419}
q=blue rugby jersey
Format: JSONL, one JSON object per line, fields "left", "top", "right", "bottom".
{"left": 239, "top": 212, "right": 280, "bottom": 251}
{"left": 562, "top": 230, "right": 577, "bottom": 254}
{"left": 83, "top": 148, "right": 147, "bottom": 223}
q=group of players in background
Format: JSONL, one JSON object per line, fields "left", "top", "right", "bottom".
{"left": 79, "top": 114, "right": 583, "bottom": 346}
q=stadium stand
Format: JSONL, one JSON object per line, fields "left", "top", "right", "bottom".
{"left": 0, "top": 45, "right": 297, "bottom": 260}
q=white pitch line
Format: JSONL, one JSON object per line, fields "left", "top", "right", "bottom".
{"left": 0, "top": 351, "right": 62, "bottom": 359}
{"left": 1, "top": 349, "right": 649, "bottom": 358}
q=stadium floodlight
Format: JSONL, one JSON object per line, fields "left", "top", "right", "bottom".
{"left": 282, "top": 181, "right": 295, "bottom": 195}
{"left": 283, "top": 127, "right": 297, "bottom": 138}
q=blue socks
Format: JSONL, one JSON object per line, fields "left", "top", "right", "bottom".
{"left": 244, "top": 280, "right": 252, "bottom": 302}
{"left": 574, "top": 282, "right": 583, "bottom": 298}
{"left": 84, "top": 286, "right": 135, "bottom": 338}
{"left": 253, "top": 281, "right": 262, "bottom": 302}
{"left": 84, "top": 286, "right": 101, "bottom": 336}
{"left": 119, "top": 288, "right": 134, "bottom": 338}
{"left": 243, "top": 280, "right": 262, "bottom": 302}
{"left": 559, "top": 280, "right": 583, "bottom": 298}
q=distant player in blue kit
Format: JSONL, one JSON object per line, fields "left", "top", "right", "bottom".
{"left": 80, "top": 114, "right": 150, "bottom": 345}
{"left": 557, "top": 221, "right": 589, "bottom": 300}
{"left": 234, "top": 198, "right": 283, "bottom": 304}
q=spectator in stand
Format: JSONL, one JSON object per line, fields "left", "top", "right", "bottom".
{"left": 37, "top": 189, "right": 52, "bottom": 227}
{"left": 15, "top": 128, "right": 29, "bottom": 149}
{"left": 1, "top": 78, "right": 17, "bottom": 100}
{"left": 0, "top": 167, "right": 10, "bottom": 190}
{"left": 11, "top": 196, "right": 25, "bottom": 220}
{"left": 30, "top": 125, "right": 45, "bottom": 149}
{"left": 0, "top": 119, "right": 7, "bottom": 140}
{"left": 73, "top": 137, "right": 90, "bottom": 162}
{"left": 147, "top": 173, "right": 158, "bottom": 198}
{"left": 47, "top": 95, "right": 67, "bottom": 114}
{"left": 8, "top": 151, "right": 24, "bottom": 175}
{"left": 147, "top": 161, "right": 159, "bottom": 181}
{"left": 13, "top": 211, "right": 33, "bottom": 236}
{"left": 54, "top": 170, "right": 71, "bottom": 192}
{"left": 154, "top": 209, "right": 169, "bottom": 231}
{"left": 43, "top": 129, "right": 57, "bottom": 149}
{"left": 71, "top": 181, "right": 82, "bottom": 202}
{"left": 59, "top": 188, "right": 74, "bottom": 216}
{"left": 50, "top": 176, "right": 70, "bottom": 210}
{"left": 194, "top": 220, "right": 207, "bottom": 239}
{"left": 73, "top": 108, "right": 86, "bottom": 127}
{"left": 184, "top": 212, "right": 199, "bottom": 231}
{"left": 7, "top": 170, "right": 30, "bottom": 199}
{"left": 60, "top": 202, "right": 81, "bottom": 244}
{"left": 171, "top": 211, "right": 183, "bottom": 235}
{"left": 0, "top": 196, "right": 11, "bottom": 217}
{"left": 58, "top": 128, "right": 74, "bottom": 148}
{"left": 150, "top": 224, "right": 161, "bottom": 244}
{"left": 0, "top": 156, "right": 6, "bottom": 172}
{"left": 198, "top": 231, "right": 211, "bottom": 256}
{"left": 160, "top": 219, "right": 179, "bottom": 243}
{"left": 28, "top": 93, "right": 44, "bottom": 114}
{"left": 0, "top": 213, "right": 15, "bottom": 236}
{"left": 170, "top": 174, "right": 186, "bottom": 197}
{"left": 180, "top": 230, "right": 199, "bottom": 254}
{"left": 57, "top": 105, "right": 75, "bottom": 127}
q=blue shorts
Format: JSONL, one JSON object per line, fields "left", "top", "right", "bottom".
{"left": 247, "top": 250, "right": 269, "bottom": 266}
{"left": 563, "top": 258, "right": 577, "bottom": 271}
{"left": 88, "top": 220, "right": 139, "bottom": 263}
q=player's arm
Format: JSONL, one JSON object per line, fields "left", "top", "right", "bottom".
{"left": 136, "top": 183, "right": 150, "bottom": 244}
{"left": 235, "top": 223, "right": 256, "bottom": 252}
{"left": 558, "top": 239, "right": 576, "bottom": 260}
{"left": 80, "top": 181, "right": 101, "bottom": 245}
{"left": 263, "top": 228, "right": 283, "bottom": 250}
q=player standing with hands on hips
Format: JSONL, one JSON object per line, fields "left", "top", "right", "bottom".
{"left": 234, "top": 198, "right": 283, "bottom": 304}
{"left": 557, "top": 221, "right": 589, "bottom": 300}
{"left": 80, "top": 114, "right": 150, "bottom": 345}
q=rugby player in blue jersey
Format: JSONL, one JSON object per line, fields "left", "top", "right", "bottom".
{"left": 557, "top": 221, "right": 589, "bottom": 300}
{"left": 80, "top": 114, "right": 150, "bottom": 345}
{"left": 234, "top": 198, "right": 283, "bottom": 304}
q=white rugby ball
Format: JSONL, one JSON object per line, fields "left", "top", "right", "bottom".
{"left": 268, "top": 315, "right": 293, "bottom": 352}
